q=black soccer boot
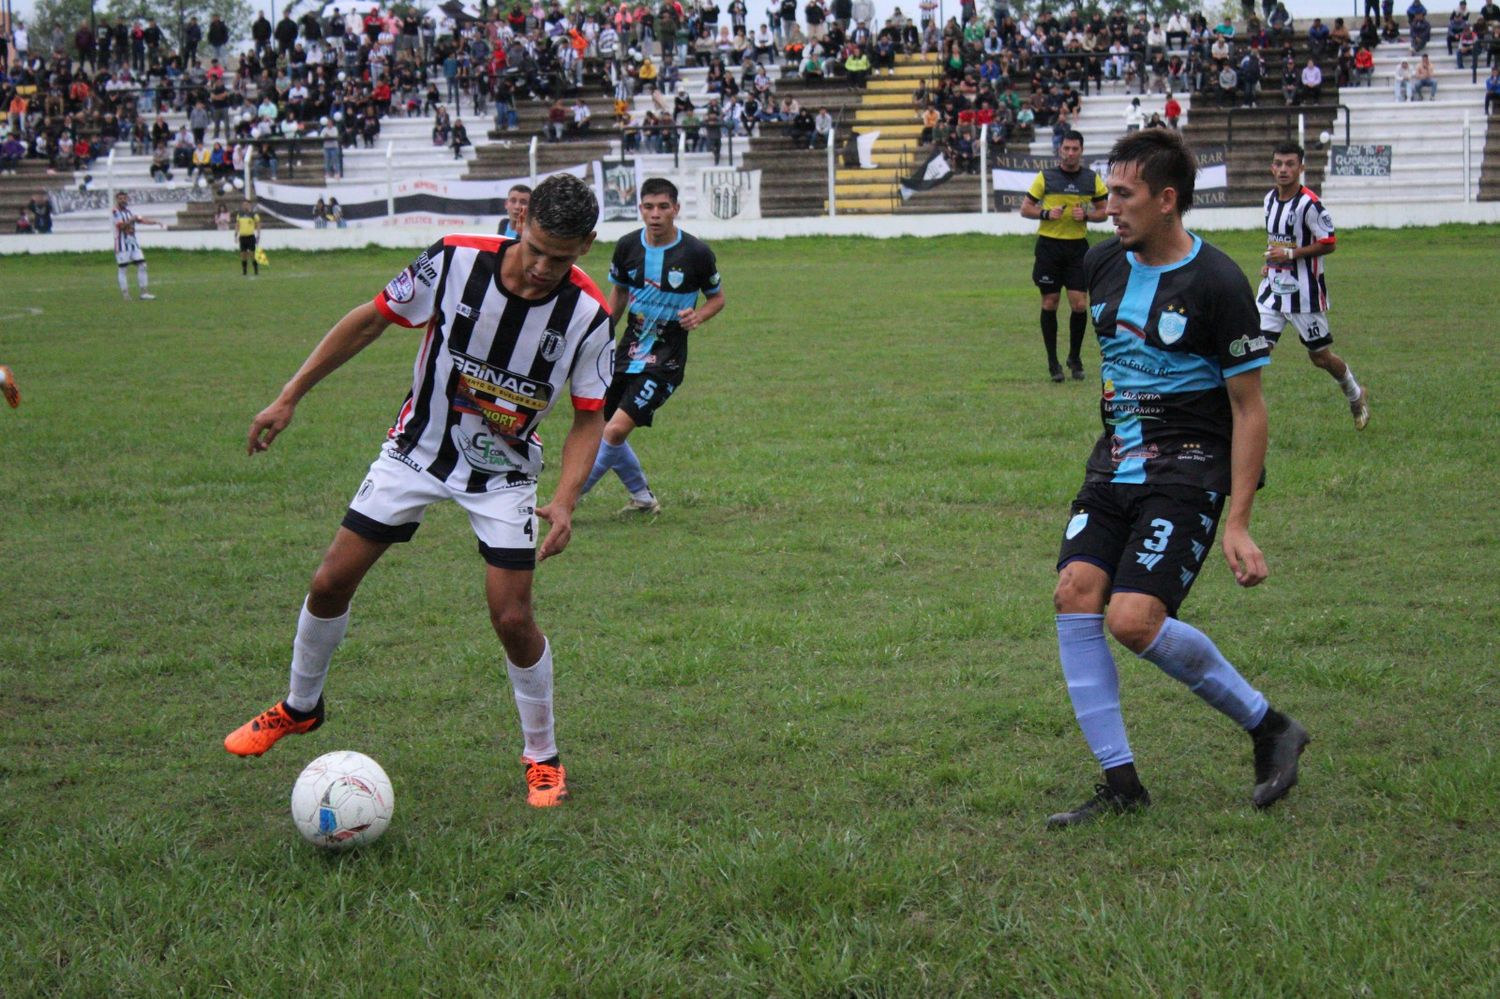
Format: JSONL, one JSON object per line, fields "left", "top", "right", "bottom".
{"left": 1251, "top": 714, "right": 1310, "bottom": 809}
{"left": 1047, "top": 783, "right": 1151, "bottom": 829}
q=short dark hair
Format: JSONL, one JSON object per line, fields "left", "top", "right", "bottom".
{"left": 1108, "top": 128, "right": 1197, "bottom": 214}
{"left": 508, "top": 183, "right": 532, "bottom": 196}
{"left": 640, "top": 177, "right": 679, "bottom": 203}
{"left": 527, "top": 173, "right": 598, "bottom": 238}
{"left": 1061, "top": 129, "right": 1085, "bottom": 146}
{"left": 1272, "top": 141, "right": 1305, "bottom": 162}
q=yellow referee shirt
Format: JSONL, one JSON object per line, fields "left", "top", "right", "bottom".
{"left": 1027, "top": 166, "right": 1108, "bottom": 240}
{"left": 235, "top": 212, "right": 259, "bottom": 238}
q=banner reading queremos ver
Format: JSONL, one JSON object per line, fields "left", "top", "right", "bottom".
{"left": 255, "top": 165, "right": 593, "bottom": 228}
{"left": 991, "top": 145, "right": 1228, "bottom": 211}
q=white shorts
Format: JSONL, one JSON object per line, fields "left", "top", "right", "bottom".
{"left": 115, "top": 237, "right": 145, "bottom": 266}
{"left": 1258, "top": 305, "right": 1333, "bottom": 351}
{"left": 342, "top": 444, "right": 539, "bottom": 570}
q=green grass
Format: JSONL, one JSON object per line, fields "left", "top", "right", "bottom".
{"left": 2, "top": 226, "right": 1498, "bottom": 996}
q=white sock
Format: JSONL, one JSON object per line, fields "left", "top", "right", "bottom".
{"left": 117, "top": 267, "right": 129, "bottom": 293}
{"left": 1338, "top": 367, "right": 1361, "bottom": 402}
{"left": 286, "top": 597, "right": 349, "bottom": 712}
{"left": 136, "top": 263, "right": 148, "bottom": 291}
{"left": 507, "top": 638, "right": 557, "bottom": 762}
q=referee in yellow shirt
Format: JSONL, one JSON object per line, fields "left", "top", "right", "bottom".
{"left": 1019, "top": 131, "right": 1108, "bottom": 382}
{"left": 236, "top": 199, "right": 261, "bottom": 277}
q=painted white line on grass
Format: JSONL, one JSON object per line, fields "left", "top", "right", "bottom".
{"left": 2, "top": 271, "right": 322, "bottom": 295}
{"left": 0, "top": 307, "right": 45, "bottom": 321}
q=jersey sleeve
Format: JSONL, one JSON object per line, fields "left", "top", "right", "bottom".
{"left": 607, "top": 237, "right": 638, "bottom": 288}
{"left": 1306, "top": 199, "right": 1335, "bottom": 244}
{"left": 1212, "top": 257, "right": 1272, "bottom": 378}
{"left": 698, "top": 242, "right": 721, "bottom": 295}
{"left": 1026, "top": 170, "right": 1047, "bottom": 203}
{"left": 568, "top": 309, "right": 615, "bottom": 410}
{"left": 1091, "top": 172, "right": 1109, "bottom": 202}
{"left": 372, "top": 240, "right": 443, "bottom": 328}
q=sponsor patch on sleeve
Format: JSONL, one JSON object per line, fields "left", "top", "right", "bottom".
{"left": 385, "top": 269, "right": 416, "bottom": 303}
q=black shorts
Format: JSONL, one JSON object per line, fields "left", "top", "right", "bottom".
{"left": 1056, "top": 480, "right": 1226, "bottom": 616}
{"left": 239, "top": 235, "right": 257, "bottom": 253}
{"left": 1033, "top": 236, "right": 1088, "bottom": 293}
{"left": 603, "top": 371, "right": 679, "bottom": 428}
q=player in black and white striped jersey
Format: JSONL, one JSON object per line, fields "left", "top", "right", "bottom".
{"left": 112, "top": 191, "right": 163, "bottom": 301}
{"left": 226, "top": 174, "right": 613, "bottom": 809}
{"left": 1256, "top": 143, "right": 1369, "bottom": 430}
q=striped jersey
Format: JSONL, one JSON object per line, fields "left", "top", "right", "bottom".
{"left": 1256, "top": 187, "right": 1335, "bottom": 314}
{"left": 371, "top": 234, "right": 614, "bottom": 485}
{"left": 607, "top": 227, "right": 720, "bottom": 378}
{"left": 1027, "top": 165, "right": 1108, "bottom": 240}
{"left": 1084, "top": 234, "right": 1271, "bottom": 493}
{"left": 112, "top": 207, "right": 140, "bottom": 253}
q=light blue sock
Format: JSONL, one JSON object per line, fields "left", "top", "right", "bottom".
{"left": 582, "top": 441, "right": 617, "bottom": 494}
{"left": 610, "top": 441, "right": 651, "bottom": 497}
{"left": 1139, "top": 618, "right": 1268, "bottom": 730}
{"left": 1057, "top": 613, "right": 1133, "bottom": 769}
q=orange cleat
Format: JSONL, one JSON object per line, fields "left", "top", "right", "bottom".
{"left": 224, "top": 698, "right": 324, "bottom": 757}
{"left": 523, "top": 756, "right": 569, "bottom": 807}
{"left": 0, "top": 366, "right": 19, "bottom": 408}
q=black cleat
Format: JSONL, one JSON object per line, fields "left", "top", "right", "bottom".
{"left": 1067, "top": 357, "right": 1085, "bottom": 380}
{"left": 1252, "top": 716, "right": 1310, "bottom": 809}
{"left": 1047, "top": 783, "right": 1151, "bottom": 828}
{"left": 1049, "top": 362, "right": 1065, "bottom": 383}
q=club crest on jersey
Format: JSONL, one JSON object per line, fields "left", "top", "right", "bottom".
{"left": 1157, "top": 309, "right": 1187, "bottom": 345}
{"left": 667, "top": 267, "right": 684, "bottom": 288}
{"left": 539, "top": 328, "right": 566, "bottom": 363}
{"left": 385, "top": 270, "right": 416, "bottom": 304}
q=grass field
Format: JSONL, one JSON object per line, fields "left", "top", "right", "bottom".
{"left": 2, "top": 226, "right": 1499, "bottom": 996}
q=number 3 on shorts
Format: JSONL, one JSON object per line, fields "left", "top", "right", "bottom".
{"left": 1142, "top": 518, "right": 1174, "bottom": 553}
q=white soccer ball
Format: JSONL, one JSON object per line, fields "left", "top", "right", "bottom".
{"left": 291, "top": 750, "right": 395, "bottom": 850}
{"left": 1319, "top": 130, "right": 1332, "bottom": 145}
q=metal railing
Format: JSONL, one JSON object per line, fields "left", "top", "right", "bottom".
{"left": 1227, "top": 103, "right": 1350, "bottom": 147}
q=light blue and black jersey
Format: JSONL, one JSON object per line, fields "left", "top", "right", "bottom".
{"left": 498, "top": 221, "right": 520, "bottom": 239}
{"left": 607, "top": 227, "right": 721, "bottom": 378}
{"left": 1082, "top": 235, "right": 1271, "bottom": 494}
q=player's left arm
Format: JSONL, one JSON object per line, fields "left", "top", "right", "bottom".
{"left": 1223, "top": 368, "right": 1269, "bottom": 588}
{"left": 677, "top": 289, "right": 724, "bottom": 331}
{"left": 1085, "top": 175, "right": 1109, "bottom": 222}
{"left": 536, "top": 407, "right": 606, "bottom": 561}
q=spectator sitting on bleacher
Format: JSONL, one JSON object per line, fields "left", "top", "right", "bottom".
{"left": 1298, "top": 55, "right": 1324, "bottom": 103}
{"left": 1447, "top": 9, "right": 1468, "bottom": 52}
{"left": 1359, "top": 16, "right": 1381, "bottom": 48}
{"left": 845, "top": 45, "right": 871, "bottom": 87}
{"left": 1307, "top": 18, "right": 1332, "bottom": 58}
{"left": 1486, "top": 64, "right": 1500, "bottom": 112}
{"left": 1269, "top": 2, "right": 1292, "bottom": 46}
{"left": 1410, "top": 10, "right": 1433, "bottom": 50}
{"left": 0, "top": 133, "right": 24, "bottom": 173}
{"left": 1395, "top": 58, "right": 1415, "bottom": 97}
{"left": 151, "top": 141, "right": 173, "bottom": 182}
{"left": 1413, "top": 52, "right": 1440, "bottom": 95}
{"left": 1383, "top": 16, "right": 1403, "bottom": 42}
{"left": 1458, "top": 22, "right": 1480, "bottom": 64}
{"left": 1407, "top": 0, "right": 1429, "bottom": 24}
{"left": 1355, "top": 43, "right": 1377, "bottom": 83}
{"left": 27, "top": 192, "right": 53, "bottom": 233}
{"left": 17, "top": 207, "right": 35, "bottom": 233}
{"left": 451, "top": 118, "right": 469, "bottom": 158}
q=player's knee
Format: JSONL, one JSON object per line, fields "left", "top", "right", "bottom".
{"left": 488, "top": 600, "right": 536, "bottom": 643}
{"left": 1053, "top": 565, "right": 1104, "bottom": 614}
{"left": 602, "top": 423, "right": 630, "bottom": 446}
{"left": 308, "top": 564, "right": 359, "bottom": 612}
{"left": 1105, "top": 606, "right": 1161, "bottom": 654}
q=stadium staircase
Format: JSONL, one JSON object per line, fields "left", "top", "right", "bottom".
{"left": 825, "top": 53, "right": 940, "bottom": 214}
{"left": 1482, "top": 114, "right": 1500, "bottom": 201}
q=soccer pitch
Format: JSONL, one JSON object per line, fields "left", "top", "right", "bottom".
{"left": 2, "top": 228, "right": 1498, "bottom": 994}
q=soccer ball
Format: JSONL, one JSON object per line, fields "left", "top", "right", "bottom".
{"left": 290, "top": 751, "right": 395, "bottom": 850}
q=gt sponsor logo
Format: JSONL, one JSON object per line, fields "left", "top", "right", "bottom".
{"left": 1229, "top": 334, "right": 1272, "bottom": 358}
{"left": 450, "top": 426, "right": 522, "bottom": 472}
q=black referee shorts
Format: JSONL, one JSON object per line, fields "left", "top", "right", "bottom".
{"left": 1033, "top": 236, "right": 1089, "bottom": 293}
{"left": 239, "top": 235, "right": 257, "bottom": 253}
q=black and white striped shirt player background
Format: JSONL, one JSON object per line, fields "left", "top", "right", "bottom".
{"left": 227, "top": 174, "right": 611, "bottom": 809}
{"left": 112, "top": 190, "right": 162, "bottom": 301}
{"left": 1256, "top": 142, "right": 1369, "bottom": 430}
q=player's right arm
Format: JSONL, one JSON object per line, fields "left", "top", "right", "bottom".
{"left": 247, "top": 302, "right": 391, "bottom": 454}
